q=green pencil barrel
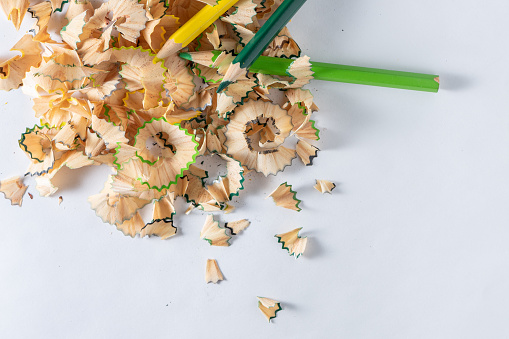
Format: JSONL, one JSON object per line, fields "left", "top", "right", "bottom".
{"left": 250, "top": 56, "right": 292, "bottom": 76}
{"left": 186, "top": 52, "right": 439, "bottom": 93}
{"left": 310, "top": 62, "right": 439, "bottom": 93}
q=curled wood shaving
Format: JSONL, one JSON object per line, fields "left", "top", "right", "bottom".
{"left": 140, "top": 194, "right": 177, "bottom": 239}
{"left": 224, "top": 219, "right": 250, "bottom": 235}
{"left": 314, "top": 179, "right": 336, "bottom": 194}
{"left": 1, "top": 0, "right": 29, "bottom": 30}
{"left": 27, "top": 1, "right": 53, "bottom": 43}
{"left": 0, "top": 176, "right": 28, "bottom": 206}
{"left": 50, "top": 0, "right": 68, "bottom": 12}
{"left": 116, "top": 211, "right": 145, "bottom": 237}
{"left": 0, "top": 35, "right": 43, "bottom": 91}
{"left": 267, "top": 182, "right": 301, "bottom": 212}
{"left": 296, "top": 139, "right": 319, "bottom": 166}
{"left": 257, "top": 297, "right": 281, "bottom": 322}
{"left": 275, "top": 227, "right": 307, "bottom": 258}
{"left": 200, "top": 214, "right": 231, "bottom": 246}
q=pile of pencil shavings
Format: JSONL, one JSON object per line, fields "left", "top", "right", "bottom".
{"left": 0, "top": 0, "right": 323, "bottom": 234}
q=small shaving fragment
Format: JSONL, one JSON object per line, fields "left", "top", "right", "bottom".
{"left": 275, "top": 227, "right": 307, "bottom": 258}
{"left": 257, "top": 297, "right": 282, "bottom": 323}
{"left": 224, "top": 219, "right": 250, "bottom": 235}
{"left": 200, "top": 214, "right": 231, "bottom": 247}
{"left": 205, "top": 259, "right": 224, "bottom": 284}
{"left": 28, "top": 192, "right": 33, "bottom": 199}
{"left": 314, "top": 179, "right": 336, "bottom": 194}
{"left": 267, "top": 182, "right": 302, "bottom": 212}
{"left": 0, "top": 176, "right": 28, "bottom": 206}
{"left": 58, "top": 196, "right": 63, "bottom": 205}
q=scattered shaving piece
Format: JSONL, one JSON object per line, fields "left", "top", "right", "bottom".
{"left": 58, "top": 196, "right": 63, "bottom": 205}
{"left": 314, "top": 179, "right": 336, "bottom": 194}
{"left": 116, "top": 211, "right": 145, "bottom": 238}
{"left": 60, "top": 11, "right": 87, "bottom": 50}
{"left": 0, "top": 34, "right": 43, "bottom": 91}
{"left": 257, "top": 297, "right": 282, "bottom": 323}
{"left": 66, "top": 1, "right": 94, "bottom": 22}
{"left": 18, "top": 125, "right": 58, "bottom": 176}
{"left": 35, "top": 175, "right": 58, "bottom": 197}
{"left": 296, "top": 139, "right": 319, "bottom": 166}
{"left": 200, "top": 214, "right": 231, "bottom": 247}
{"left": 28, "top": 1, "right": 53, "bottom": 42}
{"left": 184, "top": 154, "right": 245, "bottom": 211}
{"left": 205, "top": 259, "right": 224, "bottom": 284}
{"left": 88, "top": 176, "right": 151, "bottom": 225}
{"left": 224, "top": 219, "right": 250, "bottom": 235}
{"left": 275, "top": 227, "right": 307, "bottom": 258}
{"left": 0, "top": 176, "right": 28, "bottom": 206}
{"left": 28, "top": 192, "right": 33, "bottom": 199}
{"left": 50, "top": 0, "right": 68, "bottom": 12}
{"left": 0, "top": 0, "right": 29, "bottom": 30}
{"left": 267, "top": 182, "right": 302, "bottom": 212}
{"left": 84, "top": 0, "right": 148, "bottom": 44}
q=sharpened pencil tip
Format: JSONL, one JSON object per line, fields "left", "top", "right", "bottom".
{"left": 156, "top": 39, "right": 182, "bottom": 60}
{"left": 217, "top": 81, "right": 233, "bottom": 93}
{"left": 179, "top": 52, "right": 192, "bottom": 61}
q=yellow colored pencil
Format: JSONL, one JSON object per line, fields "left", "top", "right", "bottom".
{"left": 157, "top": 0, "right": 240, "bottom": 60}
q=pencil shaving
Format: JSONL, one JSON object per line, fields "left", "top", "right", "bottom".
{"left": 0, "top": 176, "right": 28, "bottom": 206}
{"left": 267, "top": 182, "right": 301, "bottom": 212}
{"left": 275, "top": 227, "right": 307, "bottom": 258}
{"left": 205, "top": 259, "right": 224, "bottom": 283}
{"left": 0, "top": 0, "right": 29, "bottom": 30}
{"left": 314, "top": 179, "right": 335, "bottom": 194}
{"left": 200, "top": 214, "right": 231, "bottom": 246}
{"left": 257, "top": 297, "right": 281, "bottom": 322}
{"left": 224, "top": 219, "right": 250, "bottom": 235}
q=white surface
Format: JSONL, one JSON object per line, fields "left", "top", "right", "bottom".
{"left": 1, "top": 1, "right": 509, "bottom": 338}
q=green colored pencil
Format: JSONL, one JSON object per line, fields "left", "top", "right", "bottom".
{"left": 217, "top": 0, "right": 307, "bottom": 93}
{"left": 181, "top": 51, "right": 440, "bottom": 93}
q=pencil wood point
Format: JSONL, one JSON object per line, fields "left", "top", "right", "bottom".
{"left": 179, "top": 52, "right": 192, "bottom": 62}
{"left": 156, "top": 39, "right": 183, "bottom": 60}
{"left": 434, "top": 76, "right": 440, "bottom": 84}
{"left": 217, "top": 62, "right": 245, "bottom": 93}
{"left": 217, "top": 80, "right": 233, "bottom": 93}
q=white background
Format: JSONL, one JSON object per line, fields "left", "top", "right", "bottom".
{"left": 1, "top": 0, "right": 509, "bottom": 338}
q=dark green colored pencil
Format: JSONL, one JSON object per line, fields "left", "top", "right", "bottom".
{"left": 217, "top": 0, "right": 307, "bottom": 93}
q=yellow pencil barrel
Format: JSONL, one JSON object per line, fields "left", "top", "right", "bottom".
{"left": 171, "top": 0, "right": 240, "bottom": 47}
